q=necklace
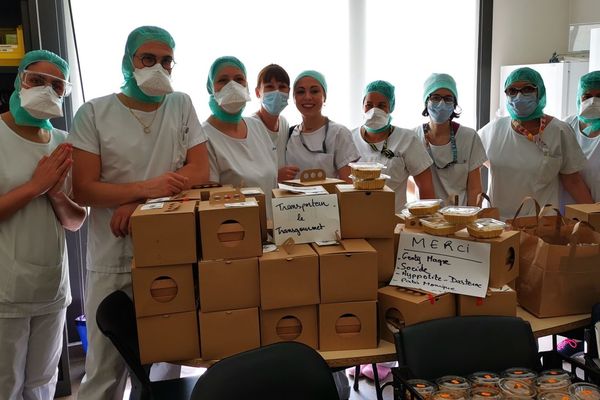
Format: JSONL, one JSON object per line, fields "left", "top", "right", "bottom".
{"left": 128, "top": 106, "right": 159, "bottom": 134}
{"left": 424, "top": 122, "right": 457, "bottom": 169}
{"left": 511, "top": 115, "right": 548, "bottom": 141}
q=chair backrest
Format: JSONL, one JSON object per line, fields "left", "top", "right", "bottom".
{"left": 96, "top": 290, "right": 150, "bottom": 387}
{"left": 190, "top": 341, "right": 340, "bottom": 400}
{"left": 394, "top": 315, "right": 541, "bottom": 380}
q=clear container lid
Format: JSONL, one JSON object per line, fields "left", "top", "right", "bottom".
{"left": 498, "top": 378, "right": 537, "bottom": 397}
{"left": 538, "top": 370, "right": 571, "bottom": 381}
{"left": 436, "top": 375, "right": 471, "bottom": 391}
{"left": 349, "top": 173, "right": 391, "bottom": 181}
{"left": 407, "top": 378, "right": 437, "bottom": 394}
{"left": 468, "top": 371, "right": 501, "bottom": 386}
{"left": 569, "top": 383, "right": 600, "bottom": 400}
{"left": 431, "top": 390, "right": 465, "bottom": 400}
{"left": 421, "top": 215, "right": 458, "bottom": 229}
{"left": 538, "top": 392, "right": 573, "bottom": 400}
{"left": 467, "top": 218, "right": 507, "bottom": 232}
{"left": 405, "top": 199, "right": 444, "bottom": 209}
{"left": 502, "top": 367, "right": 538, "bottom": 381}
{"left": 348, "top": 161, "right": 386, "bottom": 171}
{"left": 469, "top": 386, "right": 503, "bottom": 399}
{"left": 536, "top": 375, "right": 571, "bottom": 391}
{"left": 439, "top": 206, "right": 482, "bottom": 217}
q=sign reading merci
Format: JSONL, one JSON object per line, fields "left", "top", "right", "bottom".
{"left": 272, "top": 194, "right": 340, "bottom": 245}
{"left": 390, "top": 231, "right": 491, "bottom": 297}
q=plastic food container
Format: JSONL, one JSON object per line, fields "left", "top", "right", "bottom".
{"left": 535, "top": 375, "right": 571, "bottom": 394}
{"left": 502, "top": 367, "right": 537, "bottom": 384}
{"left": 439, "top": 206, "right": 481, "bottom": 224}
{"left": 406, "top": 379, "right": 437, "bottom": 399}
{"left": 569, "top": 382, "right": 600, "bottom": 399}
{"left": 468, "top": 371, "right": 501, "bottom": 387}
{"left": 348, "top": 162, "right": 385, "bottom": 179}
{"left": 351, "top": 174, "right": 389, "bottom": 190}
{"left": 406, "top": 199, "right": 443, "bottom": 216}
{"left": 469, "top": 386, "right": 503, "bottom": 399}
{"left": 435, "top": 375, "right": 471, "bottom": 395}
{"left": 431, "top": 390, "right": 466, "bottom": 400}
{"left": 467, "top": 218, "right": 507, "bottom": 239}
{"left": 538, "top": 392, "right": 573, "bottom": 400}
{"left": 421, "top": 215, "right": 463, "bottom": 236}
{"left": 499, "top": 378, "right": 537, "bottom": 398}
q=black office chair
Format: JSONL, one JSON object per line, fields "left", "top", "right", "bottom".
{"left": 190, "top": 341, "right": 340, "bottom": 400}
{"left": 96, "top": 290, "right": 199, "bottom": 400}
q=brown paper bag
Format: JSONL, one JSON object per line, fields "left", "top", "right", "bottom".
{"left": 517, "top": 219, "right": 600, "bottom": 317}
{"left": 476, "top": 193, "right": 500, "bottom": 220}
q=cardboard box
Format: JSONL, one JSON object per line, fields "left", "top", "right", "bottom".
{"left": 282, "top": 177, "right": 346, "bottom": 194}
{"left": 312, "top": 240, "right": 378, "bottom": 304}
{"left": 137, "top": 310, "right": 200, "bottom": 364}
{"left": 319, "top": 301, "right": 378, "bottom": 351}
{"left": 367, "top": 238, "right": 396, "bottom": 284}
{"left": 457, "top": 286, "right": 517, "bottom": 317}
{"left": 131, "top": 201, "right": 197, "bottom": 267}
{"left": 259, "top": 244, "right": 319, "bottom": 310}
{"left": 394, "top": 224, "right": 402, "bottom": 261}
{"left": 132, "top": 262, "right": 196, "bottom": 317}
{"left": 565, "top": 204, "right": 600, "bottom": 232}
{"left": 452, "top": 229, "right": 520, "bottom": 288}
{"left": 197, "top": 200, "right": 262, "bottom": 261}
{"left": 198, "top": 258, "right": 259, "bottom": 312}
{"left": 336, "top": 185, "right": 395, "bottom": 238}
{"left": 199, "top": 307, "right": 260, "bottom": 360}
{"left": 241, "top": 187, "right": 267, "bottom": 242}
{"left": 260, "top": 305, "right": 318, "bottom": 349}
{"left": 378, "top": 286, "right": 456, "bottom": 343}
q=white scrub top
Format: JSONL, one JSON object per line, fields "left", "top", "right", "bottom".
{"left": 478, "top": 116, "right": 586, "bottom": 220}
{"left": 414, "top": 124, "right": 487, "bottom": 206}
{"left": 286, "top": 120, "right": 359, "bottom": 179}
{"left": 0, "top": 121, "right": 71, "bottom": 317}
{"left": 205, "top": 116, "right": 278, "bottom": 218}
{"left": 250, "top": 112, "right": 289, "bottom": 168}
{"left": 560, "top": 115, "right": 600, "bottom": 205}
{"left": 352, "top": 126, "right": 433, "bottom": 213}
{"left": 69, "top": 92, "right": 206, "bottom": 273}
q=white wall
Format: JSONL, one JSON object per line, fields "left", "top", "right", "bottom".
{"left": 570, "top": 0, "right": 600, "bottom": 24}
{"left": 489, "top": 0, "right": 570, "bottom": 121}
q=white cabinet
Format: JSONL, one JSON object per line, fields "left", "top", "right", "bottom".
{"left": 499, "top": 61, "right": 589, "bottom": 120}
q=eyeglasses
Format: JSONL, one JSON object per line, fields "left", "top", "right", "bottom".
{"left": 428, "top": 94, "right": 454, "bottom": 104}
{"left": 136, "top": 54, "right": 176, "bottom": 70}
{"left": 505, "top": 85, "right": 537, "bottom": 97}
{"left": 21, "top": 70, "right": 72, "bottom": 97}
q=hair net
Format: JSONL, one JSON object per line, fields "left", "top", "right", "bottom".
{"left": 9, "top": 50, "right": 69, "bottom": 130}
{"left": 577, "top": 70, "right": 600, "bottom": 110}
{"left": 504, "top": 67, "right": 546, "bottom": 121}
{"left": 364, "top": 80, "right": 395, "bottom": 112}
{"left": 422, "top": 73, "right": 458, "bottom": 104}
{"left": 293, "top": 70, "right": 327, "bottom": 96}
{"left": 206, "top": 56, "right": 247, "bottom": 94}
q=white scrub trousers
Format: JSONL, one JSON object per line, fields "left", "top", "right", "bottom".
{"left": 0, "top": 309, "right": 65, "bottom": 400}
{"left": 77, "top": 270, "right": 180, "bottom": 400}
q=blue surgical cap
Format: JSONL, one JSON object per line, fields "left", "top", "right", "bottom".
{"left": 423, "top": 73, "right": 458, "bottom": 104}
{"left": 504, "top": 67, "right": 546, "bottom": 121}
{"left": 364, "top": 80, "right": 395, "bottom": 112}
{"left": 206, "top": 56, "right": 247, "bottom": 94}
{"left": 293, "top": 70, "right": 327, "bottom": 96}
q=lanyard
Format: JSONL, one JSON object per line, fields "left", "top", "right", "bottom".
{"left": 299, "top": 118, "right": 329, "bottom": 154}
{"left": 511, "top": 115, "right": 550, "bottom": 155}
{"left": 365, "top": 127, "right": 395, "bottom": 159}
{"left": 423, "top": 122, "right": 457, "bottom": 169}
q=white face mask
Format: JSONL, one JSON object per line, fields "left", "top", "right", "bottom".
{"left": 20, "top": 85, "right": 64, "bottom": 119}
{"left": 362, "top": 107, "right": 390, "bottom": 130}
{"left": 133, "top": 63, "right": 173, "bottom": 97}
{"left": 580, "top": 97, "right": 600, "bottom": 119}
{"left": 214, "top": 80, "right": 251, "bottom": 113}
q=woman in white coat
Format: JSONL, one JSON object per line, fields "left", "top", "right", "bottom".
{"left": 0, "top": 50, "right": 85, "bottom": 399}
{"left": 286, "top": 70, "right": 359, "bottom": 182}
{"left": 479, "top": 67, "right": 592, "bottom": 220}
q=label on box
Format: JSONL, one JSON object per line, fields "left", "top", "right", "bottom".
{"left": 140, "top": 202, "right": 164, "bottom": 210}
{"left": 146, "top": 196, "right": 171, "bottom": 203}
{"left": 272, "top": 193, "right": 340, "bottom": 245}
{"left": 241, "top": 188, "right": 262, "bottom": 195}
{"left": 223, "top": 199, "right": 258, "bottom": 208}
{"left": 390, "top": 231, "right": 490, "bottom": 297}
{"left": 315, "top": 240, "right": 339, "bottom": 246}
{"left": 278, "top": 183, "right": 328, "bottom": 195}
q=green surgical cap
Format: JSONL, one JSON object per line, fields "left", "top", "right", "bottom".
{"left": 577, "top": 70, "right": 600, "bottom": 110}
{"left": 423, "top": 73, "right": 458, "bottom": 104}
{"left": 206, "top": 56, "right": 247, "bottom": 94}
{"left": 293, "top": 70, "right": 327, "bottom": 96}
{"left": 121, "top": 26, "right": 175, "bottom": 78}
{"left": 364, "top": 80, "right": 395, "bottom": 112}
{"left": 504, "top": 67, "right": 546, "bottom": 121}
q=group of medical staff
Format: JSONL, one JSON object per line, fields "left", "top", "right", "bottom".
{"left": 1, "top": 24, "right": 599, "bottom": 400}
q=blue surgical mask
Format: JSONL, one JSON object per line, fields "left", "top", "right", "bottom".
{"left": 507, "top": 93, "right": 538, "bottom": 118}
{"left": 261, "top": 90, "right": 289, "bottom": 116}
{"left": 427, "top": 101, "right": 454, "bottom": 124}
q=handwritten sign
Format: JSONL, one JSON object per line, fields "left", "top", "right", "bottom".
{"left": 272, "top": 194, "right": 340, "bottom": 245}
{"left": 390, "top": 231, "right": 490, "bottom": 297}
